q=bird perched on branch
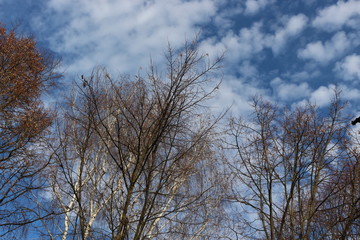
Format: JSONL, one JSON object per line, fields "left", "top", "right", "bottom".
{"left": 351, "top": 116, "right": 360, "bottom": 125}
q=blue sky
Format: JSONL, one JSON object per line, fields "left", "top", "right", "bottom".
{"left": 1, "top": 0, "right": 360, "bottom": 116}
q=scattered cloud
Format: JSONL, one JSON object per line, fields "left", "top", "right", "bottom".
{"left": 313, "top": 0, "right": 360, "bottom": 31}
{"left": 293, "top": 84, "right": 336, "bottom": 109}
{"left": 286, "top": 70, "right": 321, "bottom": 82}
{"left": 216, "top": 13, "right": 308, "bottom": 65}
{"left": 39, "top": 0, "right": 218, "bottom": 74}
{"left": 271, "top": 77, "right": 310, "bottom": 101}
{"left": 298, "top": 31, "right": 351, "bottom": 64}
{"left": 214, "top": 75, "right": 266, "bottom": 116}
{"left": 244, "top": 0, "right": 273, "bottom": 15}
{"left": 338, "top": 84, "right": 360, "bottom": 101}
{"left": 238, "top": 61, "right": 259, "bottom": 80}
{"left": 335, "top": 54, "right": 360, "bottom": 81}
{"left": 227, "top": 22, "right": 267, "bottom": 61}
{"left": 213, "top": 1, "right": 243, "bottom": 31}
{"left": 270, "top": 14, "right": 308, "bottom": 54}
{"left": 309, "top": 84, "right": 336, "bottom": 107}
{"left": 2, "top": 0, "right": 359, "bottom": 114}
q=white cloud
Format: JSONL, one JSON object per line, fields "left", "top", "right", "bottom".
{"left": 335, "top": 54, "right": 360, "bottom": 81}
{"left": 33, "top": 0, "right": 308, "bottom": 73}
{"left": 237, "top": 22, "right": 268, "bottom": 55}
{"left": 292, "top": 84, "right": 337, "bottom": 109}
{"left": 313, "top": 0, "right": 360, "bottom": 31}
{"left": 270, "top": 14, "right": 308, "bottom": 54}
{"left": 213, "top": 1, "right": 243, "bottom": 32}
{"left": 213, "top": 75, "right": 267, "bottom": 116}
{"left": 338, "top": 84, "right": 360, "bottom": 101}
{"left": 286, "top": 70, "right": 321, "bottom": 82}
{"left": 200, "top": 37, "right": 227, "bottom": 59}
{"left": 271, "top": 77, "right": 310, "bottom": 101}
{"left": 40, "top": 0, "right": 218, "bottom": 74}
{"left": 309, "top": 84, "right": 336, "bottom": 107}
{"left": 21, "top": 0, "right": 360, "bottom": 113}
{"left": 215, "top": 13, "right": 308, "bottom": 64}
{"left": 285, "top": 14, "right": 308, "bottom": 35}
{"left": 298, "top": 31, "right": 351, "bottom": 64}
{"left": 244, "top": 0, "right": 272, "bottom": 15}
{"left": 238, "top": 61, "right": 259, "bottom": 79}
{"left": 215, "top": 22, "right": 267, "bottom": 64}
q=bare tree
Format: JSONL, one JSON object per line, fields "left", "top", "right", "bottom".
{"left": 0, "top": 23, "right": 60, "bottom": 237}
{"left": 314, "top": 127, "right": 360, "bottom": 239}
{"left": 38, "top": 91, "right": 115, "bottom": 240}
{"left": 225, "top": 92, "right": 351, "bottom": 240}
{"left": 44, "top": 40, "right": 225, "bottom": 239}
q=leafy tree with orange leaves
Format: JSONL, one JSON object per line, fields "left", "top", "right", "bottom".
{"left": 0, "top": 24, "right": 60, "bottom": 237}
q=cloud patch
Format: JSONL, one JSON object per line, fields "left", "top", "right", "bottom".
{"left": 298, "top": 31, "right": 351, "bottom": 64}
{"left": 271, "top": 77, "right": 310, "bottom": 101}
{"left": 335, "top": 54, "right": 360, "bottom": 81}
{"left": 270, "top": 14, "right": 308, "bottom": 54}
{"left": 313, "top": 0, "right": 360, "bottom": 31}
{"left": 39, "top": 0, "right": 218, "bottom": 74}
{"left": 216, "top": 22, "right": 267, "bottom": 65}
{"left": 244, "top": 0, "right": 272, "bottom": 15}
{"left": 309, "top": 84, "right": 336, "bottom": 107}
{"left": 214, "top": 75, "right": 267, "bottom": 116}
{"left": 216, "top": 13, "right": 308, "bottom": 65}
